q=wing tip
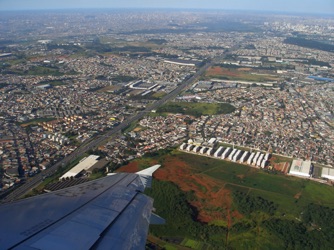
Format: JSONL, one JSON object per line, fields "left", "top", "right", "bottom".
{"left": 150, "top": 213, "right": 165, "bottom": 225}
{"left": 136, "top": 164, "right": 161, "bottom": 176}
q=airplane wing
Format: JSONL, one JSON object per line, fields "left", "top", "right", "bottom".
{"left": 0, "top": 165, "right": 164, "bottom": 250}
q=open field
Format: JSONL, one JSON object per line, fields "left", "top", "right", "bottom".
{"left": 151, "top": 91, "right": 167, "bottom": 99}
{"left": 204, "top": 66, "right": 279, "bottom": 82}
{"left": 19, "top": 118, "right": 57, "bottom": 127}
{"left": 119, "top": 149, "right": 334, "bottom": 249}
{"left": 99, "top": 37, "right": 163, "bottom": 50}
{"left": 157, "top": 102, "right": 235, "bottom": 117}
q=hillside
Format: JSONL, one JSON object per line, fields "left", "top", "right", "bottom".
{"left": 118, "top": 150, "right": 334, "bottom": 249}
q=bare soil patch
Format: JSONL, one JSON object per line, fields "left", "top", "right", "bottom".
{"left": 119, "top": 155, "right": 243, "bottom": 225}
{"left": 294, "top": 192, "right": 302, "bottom": 199}
{"left": 154, "top": 156, "right": 236, "bottom": 224}
{"left": 206, "top": 66, "right": 239, "bottom": 77}
{"left": 237, "top": 174, "right": 245, "bottom": 179}
{"left": 117, "top": 161, "right": 140, "bottom": 173}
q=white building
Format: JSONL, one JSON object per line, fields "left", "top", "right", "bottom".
{"left": 186, "top": 144, "right": 194, "bottom": 151}
{"left": 264, "top": 153, "right": 271, "bottom": 161}
{"left": 260, "top": 159, "right": 267, "bottom": 168}
{"left": 60, "top": 155, "right": 100, "bottom": 180}
{"left": 289, "top": 159, "right": 312, "bottom": 177}
{"left": 252, "top": 152, "right": 261, "bottom": 165}
{"left": 240, "top": 151, "right": 250, "bottom": 163}
{"left": 193, "top": 146, "right": 200, "bottom": 153}
{"left": 214, "top": 146, "right": 224, "bottom": 158}
{"left": 232, "top": 150, "right": 242, "bottom": 162}
{"left": 257, "top": 154, "right": 265, "bottom": 167}
{"left": 207, "top": 148, "right": 213, "bottom": 156}
{"left": 247, "top": 152, "right": 255, "bottom": 165}
{"left": 228, "top": 148, "right": 237, "bottom": 161}
{"left": 321, "top": 167, "right": 334, "bottom": 180}
{"left": 222, "top": 147, "right": 232, "bottom": 159}
{"left": 200, "top": 147, "right": 208, "bottom": 154}
{"left": 208, "top": 138, "right": 216, "bottom": 145}
{"left": 180, "top": 143, "right": 187, "bottom": 150}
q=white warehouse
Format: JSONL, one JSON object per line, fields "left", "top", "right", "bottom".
{"left": 289, "top": 159, "right": 312, "bottom": 177}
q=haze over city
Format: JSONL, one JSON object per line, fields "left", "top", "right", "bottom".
{"left": 0, "top": 1, "right": 334, "bottom": 249}
{"left": 0, "top": 0, "right": 333, "bottom": 14}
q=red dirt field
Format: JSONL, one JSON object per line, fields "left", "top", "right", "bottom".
{"left": 271, "top": 160, "right": 290, "bottom": 174}
{"left": 118, "top": 158, "right": 160, "bottom": 172}
{"left": 206, "top": 66, "right": 240, "bottom": 78}
{"left": 120, "top": 156, "right": 243, "bottom": 225}
{"left": 118, "top": 156, "right": 244, "bottom": 226}
{"left": 116, "top": 161, "right": 140, "bottom": 173}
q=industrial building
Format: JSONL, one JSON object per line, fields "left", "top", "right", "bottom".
{"left": 222, "top": 147, "right": 232, "bottom": 159}
{"left": 193, "top": 146, "right": 200, "bottom": 153}
{"left": 257, "top": 153, "right": 265, "bottom": 167}
{"left": 186, "top": 144, "right": 194, "bottom": 151}
{"left": 179, "top": 142, "right": 272, "bottom": 169}
{"left": 59, "top": 155, "right": 100, "bottom": 180}
{"left": 289, "top": 159, "right": 312, "bottom": 177}
{"left": 207, "top": 148, "right": 213, "bottom": 156}
{"left": 228, "top": 148, "right": 237, "bottom": 161}
{"left": 252, "top": 152, "right": 261, "bottom": 165}
{"left": 260, "top": 159, "right": 267, "bottom": 168}
{"left": 233, "top": 150, "right": 243, "bottom": 162}
{"left": 264, "top": 153, "right": 271, "bottom": 161}
{"left": 200, "top": 147, "right": 208, "bottom": 154}
{"left": 163, "top": 59, "right": 199, "bottom": 67}
{"left": 180, "top": 143, "right": 187, "bottom": 150}
{"left": 208, "top": 138, "right": 216, "bottom": 145}
{"left": 240, "top": 151, "right": 250, "bottom": 163}
{"left": 214, "top": 146, "right": 224, "bottom": 158}
{"left": 247, "top": 152, "right": 255, "bottom": 165}
{"left": 321, "top": 167, "right": 334, "bottom": 180}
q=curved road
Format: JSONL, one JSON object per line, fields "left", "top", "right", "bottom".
{"left": 1, "top": 61, "right": 213, "bottom": 203}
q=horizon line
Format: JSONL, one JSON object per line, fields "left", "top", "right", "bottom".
{"left": 0, "top": 7, "right": 333, "bottom": 16}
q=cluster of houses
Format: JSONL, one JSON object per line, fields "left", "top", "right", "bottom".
{"left": 42, "top": 133, "right": 69, "bottom": 145}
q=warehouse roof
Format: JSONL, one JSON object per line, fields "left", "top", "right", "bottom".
{"left": 289, "top": 159, "right": 311, "bottom": 177}
{"left": 60, "top": 155, "right": 100, "bottom": 180}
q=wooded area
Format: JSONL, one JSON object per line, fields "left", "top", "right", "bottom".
{"left": 284, "top": 37, "right": 334, "bottom": 52}
{"left": 145, "top": 180, "right": 227, "bottom": 247}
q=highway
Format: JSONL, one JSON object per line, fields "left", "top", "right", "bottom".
{"left": 1, "top": 60, "right": 213, "bottom": 203}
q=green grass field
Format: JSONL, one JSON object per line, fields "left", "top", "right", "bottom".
{"left": 156, "top": 102, "right": 236, "bottom": 117}
{"left": 177, "top": 152, "right": 334, "bottom": 210}
{"left": 151, "top": 92, "right": 167, "bottom": 99}
{"left": 19, "top": 117, "right": 57, "bottom": 127}
{"left": 228, "top": 228, "right": 284, "bottom": 250}
{"left": 134, "top": 150, "right": 334, "bottom": 249}
{"left": 204, "top": 66, "right": 280, "bottom": 82}
{"left": 26, "top": 66, "right": 65, "bottom": 76}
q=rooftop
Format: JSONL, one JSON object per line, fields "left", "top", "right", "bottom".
{"left": 60, "top": 155, "right": 100, "bottom": 180}
{"left": 289, "top": 159, "right": 312, "bottom": 177}
{"left": 321, "top": 167, "right": 334, "bottom": 180}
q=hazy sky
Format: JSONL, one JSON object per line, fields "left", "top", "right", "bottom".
{"left": 0, "top": 0, "right": 333, "bottom": 14}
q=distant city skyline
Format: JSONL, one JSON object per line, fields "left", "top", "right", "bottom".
{"left": 0, "top": 0, "right": 333, "bottom": 14}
